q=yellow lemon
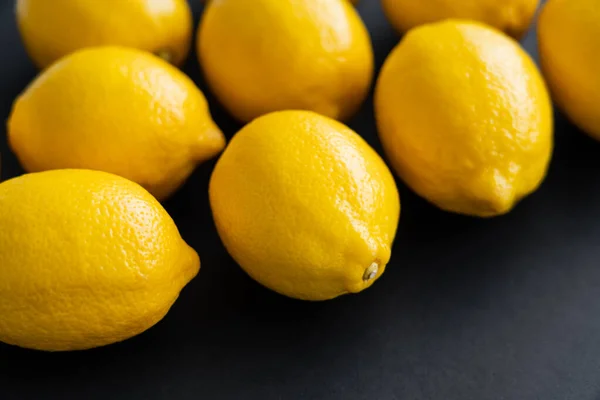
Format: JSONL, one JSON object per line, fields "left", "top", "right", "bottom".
{"left": 0, "top": 169, "right": 199, "bottom": 351}
{"left": 197, "top": 0, "right": 373, "bottom": 123}
{"left": 538, "top": 0, "right": 600, "bottom": 140}
{"left": 8, "top": 46, "right": 225, "bottom": 201}
{"left": 375, "top": 21, "right": 552, "bottom": 217}
{"left": 16, "top": 0, "right": 192, "bottom": 69}
{"left": 210, "top": 111, "right": 400, "bottom": 301}
{"left": 202, "top": 0, "right": 359, "bottom": 4}
{"left": 382, "top": 0, "right": 539, "bottom": 39}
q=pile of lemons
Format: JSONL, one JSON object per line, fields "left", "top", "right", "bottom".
{"left": 0, "top": 0, "right": 596, "bottom": 351}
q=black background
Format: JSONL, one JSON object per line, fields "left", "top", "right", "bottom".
{"left": 2, "top": 1, "right": 600, "bottom": 399}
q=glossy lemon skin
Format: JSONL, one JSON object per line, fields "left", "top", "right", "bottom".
{"left": 375, "top": 21, "right": 553, "bottom": 217}
{"left": 8, "top": 46, "right": 225, "bottom": 201}
{"left": 210, "top": 111, "right": 400, "bottom": 301}
{"left": 0, "top": 170, "right": 199, "bottom": 351}
{"left": 198, "top": 0, "right": 374, "bottom": 123}
{"left": 382, "top": 0, "right": 539, "bottom": 39}
{"left": 16, "top": 0, "right": 192, "bottom": 68}
{"left": 538, "top": 0, "right": 600, "bottom": 140}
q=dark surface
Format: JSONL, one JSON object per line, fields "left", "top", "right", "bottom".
{"left": 1, "top": 1, "right": 600, "bottom": 399}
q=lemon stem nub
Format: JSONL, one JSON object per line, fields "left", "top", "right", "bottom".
{"left": 363, "top": 262, "right": 379, "bottom": 281}
{"left": 156, "top": 49, "right": 173, "bottom": 64}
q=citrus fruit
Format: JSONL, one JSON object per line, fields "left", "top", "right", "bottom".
{"left": 16, "top": 0, "right": 192, "bottom": 68}
{"left": 382, "top": 0, "right": 539, "bottom": 39}
{"left": 538, "top": 0, "right": 600, "bottom": 140}
{"left": 0, "top": 169, "right": 199, "bottom": 351}
{"left": 8, "top": 46, "right": 225, "bottom": 201}
{"left": 210, "top": 110, "right": 400, "bottom": 301}
{"left": 197, "top": 0, "right": 373, "bottom": 122}
{"left": 375, "top": 20, "right": 552, "bottom": 217}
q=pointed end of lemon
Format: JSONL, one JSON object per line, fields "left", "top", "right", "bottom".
{"left": 194, "top": 121, "right": 226, "bottom": 163}
{"left": 344, "top": 261, "right": 384, "bottom": 295}
{"left": 465, "top": 170, "right": 518, "bottom": 217}
{"left": 155, "top": 49, "right": 174, "bottom": 64}
{"left": 363, "top": 262, "right": 379, "bottom": 282}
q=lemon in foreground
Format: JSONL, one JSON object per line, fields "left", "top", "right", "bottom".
{"left": 16, "top": 0, "right": 192, "bottom": 68}
{"left": 538, "top": 0, "right": 600, "bottom": 140}
{"left": 210, "top": 111, "right": 400, "bottom": 301}
{"left": 197, "top": 0, "right": 373, "bottom": 123}
{"left": 0, "top": 170, "right": 199, "bottom": 351}
{"left": 382, "top": 0, "right": 539, "bottom": 39}
{"left": 375, "top": 21, "right": 552, "bottom": 217}
{"left": 8, "top": 46, "right": 225, "bottom": 201}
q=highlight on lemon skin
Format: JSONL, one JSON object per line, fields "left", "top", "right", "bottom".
{"left": 16, "top": 0, "right": 193, "bottom": 69}
{"left": 538, "top": 0, "right": 600, "bottom": 141}
{"left": 209, "top": 110, "right": 400, "bottom": 301}
{"left": 375, "top": 20, "right": 553, "bottom": 218}
{"left": 0, "top": 170, "right": 200, "bottom": 351}
{"left": 381, "top": 0, "right": 539, "bottom": 40}
{"left": 7, "top": 46, "right": 225, "bottom": 201}
{"left": 197, "top": 0, "right": 374, "bottom": 123}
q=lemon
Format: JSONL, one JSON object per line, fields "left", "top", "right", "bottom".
{"left": 202, "top": 0, "right": 359, "bottom": 4}
{"left": 382, "top": 0, "right": 539, "bottom": 39}
{"left": 16, "top": 0, "right": 192, "bottom": 69}
{"left": 0, "top": 169, "right": 199, "bottom": 351}
{"left": 210, "top": 111, "right": 400, "bottom": 301}
{"left": 538, "top": 0, "right": 600, "bottom": 140}
{"left": 8, "top": 46, "right": 225, "bottom": 201}
{"left": 197, "top": 0, "right": 373, "bottom": 123}
{"left": 375, "top": 21, "right": 552, "bottom": 217}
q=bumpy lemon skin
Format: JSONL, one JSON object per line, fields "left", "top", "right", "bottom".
{"left": 375, "top": 20, "right": 553, "bottom": 217}
{"left": 16, "top": 0, "right": 193, "bottom": 69}
{"left": 381, "top": 0, "right": 539, "bottom": 39}
{"left": 209, "top": 111, "right": 400, "bottom": 301}
{"left": 8, "top": 46, "right": 225, "bottom": 201}
{"left": 0, "top": 170, "right": 199, "bottom": 351}
{"left": 197, "top": 0, "right": 374, "bottom": 123}
{"left": 538, "top": 0, "right": 600, "bottom": 141}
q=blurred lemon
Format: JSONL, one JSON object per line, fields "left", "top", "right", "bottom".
{"left": 538, "top": 0, "right": 600, "bottom": 140}
{"left": 8, "top": 46, "right": 225, "bottom": 201}
{"left": 197, "top": 0, "right": 373, "bottom": 122}
{"left": 210, "top": 111, "right": 400, "bottom": 300}
{"left": 16, "top": 0, "right": 192, "bottom": 68}
{"left": 375, "top": 20, "right": 552, "bottom": 217}
{"left": 0, "top": 169, "right": 199, "bottom": 351}
{"left": 382, "top": 0, "right": 539, "bottom": 39}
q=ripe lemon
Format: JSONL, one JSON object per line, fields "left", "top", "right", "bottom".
{"left": 16, "top": 0, "right": 192, "bottom": 69}
{"left": 0, "top": 169, "right": 199, "bottom": 351}
{"left": 210, "top": 111, "right": 400, "bottom": 301}
{"left": 202, "top": 0, "right": 359, "bottom": 4}
{"left": 375, "top": 21, "right": 552, "bottom": 217}
{"left": 538, "top": 0, "right": 600, "bottom": 140}
{"left": 8, "top": 46, "right": 225, "bottom": 201}
{"left": 197, "top": 0, "right": 373, "bottom": 123}
{"left": 382, "top": 0, "right": 539, "bottom": 39}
